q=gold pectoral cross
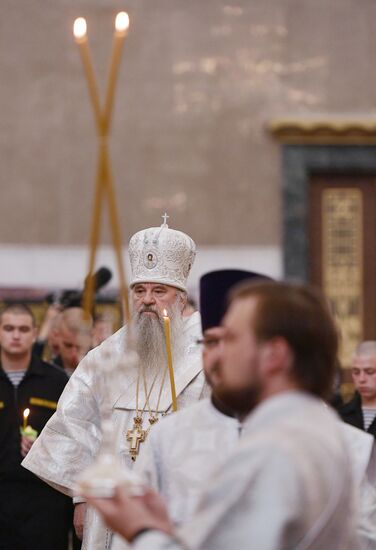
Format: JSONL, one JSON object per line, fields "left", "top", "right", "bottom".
{"left": 127, "top": 418, "right": 146, "bottom": 461}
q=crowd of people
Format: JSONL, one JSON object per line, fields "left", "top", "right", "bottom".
{"left": 1, "top": 218, "right": 376, "bottom": 549}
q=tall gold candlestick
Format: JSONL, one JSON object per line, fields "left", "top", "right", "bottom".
{"left": 163, "top": 310, "right": 178, "bottom": 412}
{"left": 73, "top": 12, "right": 130, "bottom": 322}
{"left": 82, "top": 140, "right": 106, "bottom": 318}
{"left": 103, "top": 150, "right": 131, "bottom": 323}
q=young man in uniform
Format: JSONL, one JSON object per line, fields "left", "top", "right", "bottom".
{"left": 0, "top": 303, "right": 72, "bottom": 550}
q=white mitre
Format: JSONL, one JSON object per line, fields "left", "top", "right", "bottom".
{"left": 129, "top": 215, "right": 196, "bottom": 292}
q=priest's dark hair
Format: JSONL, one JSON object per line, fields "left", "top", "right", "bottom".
{"left": 229, "top": 281, "right": 338, "bottom": 400}
{"left": 0, "top": 303, "right": 36, "bottom": 326}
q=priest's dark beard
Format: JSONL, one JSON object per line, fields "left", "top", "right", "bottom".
{"left": 133, "top": 301, "right": 184, "bottom": 373}
{"left": 214, "top": 378, "right": 262, "bottom": 417}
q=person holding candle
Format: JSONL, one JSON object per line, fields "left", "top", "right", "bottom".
{"left": 22, "top": 217, "right": 208, "bottom": 549}
{"left": 0, "top": 303, "right": 73, "bottom": 550}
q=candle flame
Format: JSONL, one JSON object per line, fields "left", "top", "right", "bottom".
{"left": 115, "top": 12, "right": 129, "bottom": 33}
{"left": 23, "top": 408, "right": 30, "bottom": 419}
{"left": 73, "top": 17, "right": 87, "bottom": 39}
{"left": 163, "top": 309, "right": 168, "bottom": 317}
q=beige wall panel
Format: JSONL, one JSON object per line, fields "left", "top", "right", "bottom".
{"left": 0, "top": 0, "right": 375, "bottom": 247}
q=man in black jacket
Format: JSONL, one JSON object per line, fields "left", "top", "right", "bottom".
{"left": 339, "top": 340, "right": 376, "bottom": 438}
{"left": 0, "top": 303, "right": 72, "bottom": 550}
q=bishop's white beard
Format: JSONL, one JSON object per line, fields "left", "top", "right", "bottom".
{"left": 133, "top": 300, "right": 185, "bottom": 373}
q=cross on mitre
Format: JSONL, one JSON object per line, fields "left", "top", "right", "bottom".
{"left": 162, "top": 212, "right": 169, "bottom": 226}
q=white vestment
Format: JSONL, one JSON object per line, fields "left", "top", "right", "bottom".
{"left": 137, "top": 398, "right": 242, "bottom": 524}
{"left": 341, "top": 424, "right": 376, "bottom": 549}
{"left": 131, "top": 392, "right": 360, "bottom": 550}
{"left": 112, "top": 398, "right": 241, "bottom": 550}
{"left": 22, "top": 311, "right": 207, "bottom": 550}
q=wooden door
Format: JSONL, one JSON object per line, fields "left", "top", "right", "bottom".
{"left": 309, "top": 175, "right": 376, "bottom": 392}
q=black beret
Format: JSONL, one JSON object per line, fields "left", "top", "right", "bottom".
{"left": 199, "top": 269, "right": 271, "bottom": 332}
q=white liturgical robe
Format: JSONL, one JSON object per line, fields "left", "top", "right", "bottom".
{"left": 136, "top": 398, "right": 242, "bottom": 524}
{"left": 22, "top": 312, "right": 208, "bottom": 550}
{"left": 111, "top": 398, "right": 242, "bottom": 550}
{"left": 130, "top": 392, "right": 360, "bottom": 550}
{"left": 341, "top": 423, "right": 376, "bottom": 548}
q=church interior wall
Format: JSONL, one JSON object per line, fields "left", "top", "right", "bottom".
{"left": 1, "top": 0, "right": 375, "bottom": 288}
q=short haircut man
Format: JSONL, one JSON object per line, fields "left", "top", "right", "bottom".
{"left": 0, "top": 302, "right": 36, "bottom": 324}
{"left": 55, "top": 307, "right": 92, "bottom": 376}
{"left": 339, "top": 340, "right": 376, "bottom": 438}
{"left": 86, "top": 282, "right": 359, "bottom": 550}
{"left": 92, "top": 312, "right": 114, "bottom": 348}
{"left": 0, "top": 303, "right": 72, "bottom": 549}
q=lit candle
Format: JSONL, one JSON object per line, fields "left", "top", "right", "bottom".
{"left": 103, "top": 11, "right": 130, "bottom": 132}
{"left": 163, "top": 309, "right": 178, "bottom": 412}
{"left": 23, "top": 408, "right": 30, "bottom": 431}
{"left": 73, "top": 17, "right": 103, "bottom": 134}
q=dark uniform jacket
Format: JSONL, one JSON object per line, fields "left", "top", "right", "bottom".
{"left": 0, "top": 355, "right": 74, "bottom": 550}
{"left": 0, "top": 354, "right": 68, "bottom": 480}
{"left": 338, "top": 391, "right": 376, "bottom": 438}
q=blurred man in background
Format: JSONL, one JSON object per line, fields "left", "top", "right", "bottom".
{"left": 53, "top": 307, "right": 93, "bottom": 377}
{"left": 339, "top": 341, "right": 376, "bottom": 439}
{"left": 91, "top": 312, "right": 114, "bottom": 348}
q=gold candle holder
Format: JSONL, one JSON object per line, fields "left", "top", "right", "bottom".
{"left": 73, "top": 13, "right": 131, "bottom": 323}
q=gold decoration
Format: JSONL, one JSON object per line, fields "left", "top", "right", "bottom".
{"left": 29, "top": 397, "right": 57, "bottom": 410}
{"left": 322, "top": 188, "right": 363, "bottom": 369}
{"left": 268, "top": 117, "right": 376, "bottom": 144}
{"left": 73, "top": 14, "right": 131, "bottom": 322}
{"left": 126, "top": 420, "right": 146, "bottom": 461}
{"left": 126, "top": 367, "right": 168, "bottom": 461}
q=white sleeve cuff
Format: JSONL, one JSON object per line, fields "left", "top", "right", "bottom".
{"left": 133, "top": 530, "right": 181, "bottom": 549}
{"left": 73, "top": 496, "right": 87, "bottom": 505}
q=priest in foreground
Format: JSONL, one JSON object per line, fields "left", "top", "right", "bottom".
{"left": 87, "top": 281, "right": 361, "bottom": 549}
{"left": 22, "top": 219, "right": 208, "bottom": 550}
{"left": 130, "top": 269, "right": 269, "bottom": 530}
{"left": 131, "top": 270, "right": 376, "bottom": 548}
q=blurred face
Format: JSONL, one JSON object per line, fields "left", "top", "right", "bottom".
{"left": 48, "top": 327, "right": 61, "bottom": 355}
{"left": 92, "top": 320, "right": 113, "bottom": 347}
{"left": 132, "top": 283, "right": 185, "bottom": 318}
{"left": 201, "top": 326, "right": 226, "bottom": 389}
{"left": 352, "top": 355, "right": 376, "bottom": 404}
{"left": 214, "top": 297, "right": 264, "bottom": 416}
{"left": 0, "top": 313, "right": 36, "bottom": 358}
{"left": 59, "top": 325, "right": 90, "bottom": 371}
